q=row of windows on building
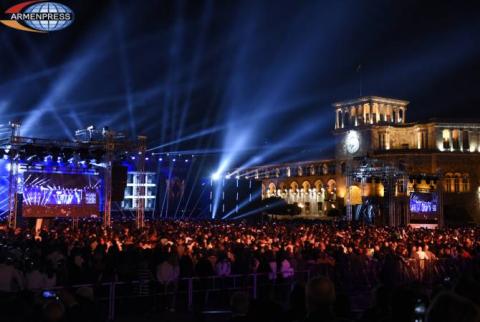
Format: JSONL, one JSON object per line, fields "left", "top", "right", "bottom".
{"left": 336, "top": 108, "right": 405, "bottom": 128}
{"left": 444, "top": 173, "right": 470, "bottom": 193}
{"left": 248, "top": 163, "right": 336, "bottom": 179}
{"left": 442, "top": 129, "right": 471, "bottom": 151}
{"left": 264, "top": 173, "right": 469, "bottom": 198}
{"left": 376, "top": 129, "right": 474, "bottom": 151}
{"left": 263, "top": 179, "right": 337, "bottom": 195}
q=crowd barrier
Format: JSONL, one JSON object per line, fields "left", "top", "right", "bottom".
{"left": 12, "top": 258, "right": 477, "bottom": 321}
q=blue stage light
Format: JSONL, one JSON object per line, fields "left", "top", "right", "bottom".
{"left": 211, "top": 171, "right": 221, "bottom": 181}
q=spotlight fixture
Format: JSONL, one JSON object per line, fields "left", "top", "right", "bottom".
{"left": 211, "top": 171, "right": 221, "bottom": 181}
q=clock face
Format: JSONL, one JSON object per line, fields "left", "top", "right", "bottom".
{"left": 345, "top": 131, "right": 360, "bottom": 154}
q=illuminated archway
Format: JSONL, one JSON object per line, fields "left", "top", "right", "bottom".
{"left": 462, "top": 173, "right": 470, "bottom": 192}
{"left": 348, "top": 185, "right": 362, "bottom": 205}
{"left": 268, "top": 182, "right": 276, "bottom": 196}
{"left": 454, "top": 173, "right": 461, "bottom": 192}
{"left": 444, "top": 173, "right": 453, "bottom": 192}
{"left": 290, "top": 181, "right": 299, "bottom": 193}
{"left": 302, "top": 181, "right": 311, "bottom": 193}
{"left": 327, "top": 179, "right": 336, "bottom": 193}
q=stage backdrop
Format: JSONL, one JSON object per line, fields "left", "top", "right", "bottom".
{"left": 22, "top": 172, "right": 101, "bottom": 218}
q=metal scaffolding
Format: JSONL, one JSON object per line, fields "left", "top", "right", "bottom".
{"left": 135, "top": 136, "right": 147, "bottom": 229}
{"left": 0, "top": 122, "right": 146, "bottom": 229}
{"left": 346, "top": 158, "right": 408, "bottom": 226}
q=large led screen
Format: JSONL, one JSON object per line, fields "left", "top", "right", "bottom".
{"left": 410, "top": 192, "right": 438, "bottom": 214}
{"left": 22, "top": 172, "right": 101, "bottom": 217}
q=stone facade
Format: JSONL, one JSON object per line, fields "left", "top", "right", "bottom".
{"left": 235, "top": 96, "right": 480, "bottom": 223}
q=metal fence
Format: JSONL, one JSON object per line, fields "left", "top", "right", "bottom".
{"left": 17, "top": 258, "right": 477, "bottom": 321}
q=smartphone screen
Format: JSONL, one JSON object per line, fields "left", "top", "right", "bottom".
{"left": 42, "top": 290, "right": 57, "bottom": 299}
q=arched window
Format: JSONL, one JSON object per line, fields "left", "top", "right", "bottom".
{"left": 302, "top": 181, "right": 311, "bottom": 193}
{"left": 290, "top": 181, "right": 299, "bottom": 193}
{"left": 327, "top": 179, "right": 336, "bottom": 194}
{"left": 309, "top": 165, "right": 315, "bottom": 176}
{"left": 268, "top": 183, "right": 276, "bottom": 196}
{"left": 454, "top": 173, "right": 461, "bottom": 193}
{"left": 444, "top": 173, "right": 453, "bottom": 192}
{"left": 314, "top": 179, "right": 323, "bottom": 192}
{"left": 462, "top": 174, "right": 470, "bottom": 192}
{"left": 286, "top": 167, "right": 291, "bottom": 177}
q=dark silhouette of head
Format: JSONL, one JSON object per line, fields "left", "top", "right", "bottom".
{"left": 305, "top": 276, "right": 336, "bottom": 315}
{"left": 427, "top": 292, "right": 480, "bottom": 322}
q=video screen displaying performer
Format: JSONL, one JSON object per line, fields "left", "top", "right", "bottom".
{"left": 22, "top": 172, "right": 101, "bottom": 218}
{"left": 409, "top": 192, "right": 439, "bottom": 224}
{"left": 410, "top": 192, "right": 438, "bottom": 214}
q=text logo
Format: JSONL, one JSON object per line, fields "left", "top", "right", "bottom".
{"left": 1, "top": 1, "right": 74, "bottom": 33}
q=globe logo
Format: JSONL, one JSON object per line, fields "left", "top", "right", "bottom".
{"left": 0, "top": 1, "right": 74, "bottom": 33}
{"left": 24, "top": 2, "right": 74, "bottom": 32}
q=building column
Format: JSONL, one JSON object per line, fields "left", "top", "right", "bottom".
{"left": 459, "top": 130, "right": 463, "bottom": 151}
{"left": 448, "top": 129, "right": 453, "bottom": 150}
{"left": 354, "top": 106, "right": 359, "bottom": 126}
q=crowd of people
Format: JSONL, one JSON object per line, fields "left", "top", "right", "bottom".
{"left": 0, "top": 219, "right": 480, "bottom": 321}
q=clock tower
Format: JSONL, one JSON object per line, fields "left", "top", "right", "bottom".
{"left": 333, "top": 96, "right": 409, "bottom": 160}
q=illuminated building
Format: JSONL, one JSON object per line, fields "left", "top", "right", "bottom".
{"left": 237, "top": 96, "right": 480, "bottom": 225}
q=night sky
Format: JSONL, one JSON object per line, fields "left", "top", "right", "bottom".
{"left": 0, "top": 0, "right": 479, "bottom": 165}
